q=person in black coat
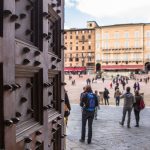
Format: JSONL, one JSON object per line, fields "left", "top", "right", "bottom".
{"left": 64, "top": 90, "right": 71, "bottom": 125}
{"left": 103, "top": 88, "right": 109, "bottom": 105}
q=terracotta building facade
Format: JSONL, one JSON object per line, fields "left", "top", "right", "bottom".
{"left": 64, "top": 22, "right": 150, "bottom": 74}
{"left": 95, "top": 23, "right": 150, "bottom": 74}
{"left": 64, "top": 21, "right": 98, "bottom": 74}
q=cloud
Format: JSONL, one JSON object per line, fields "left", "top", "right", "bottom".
{"left": 65, "top": 0, "right": 76, "bottom": 8}
{"left": 67, "top": 0, "right": 150, "bottom": 22}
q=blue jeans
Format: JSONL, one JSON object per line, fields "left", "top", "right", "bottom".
{"left": 121, "top": 107, "right": 132, "bottom": 126}
{"left": 116, "top": 96, "right": 120, "bottom": 106}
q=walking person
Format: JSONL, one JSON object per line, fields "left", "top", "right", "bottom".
{"left": 94, "top": 90, "right": 100, "bottom": 120}
{"left": 80, "top": 85, "right": 98, "bottom": 144}
{"left": 133, "top": 90, "right": 144, "bottom": 127}
{"left": 64, "top": 90, "right": 71, "bottom": 126}
{"left": 80, "top": 86, "right": 86, "bottom": 102}
{"left": 133, "top": 81, "right": 140, "bottom": 91}
{"left": 110, "top": 82, "right": 113, "bottom": 89}
{"left": 119, "top": 87, "right": 134, "bottom": 128}
{"left": 103, "top": 88, "right": 110, "bottom": 105}
{"left": 114, "top": 88, "right": 121, "bottom": 106}
{"left": 102, "top": 77, "right": 105, "bottom": 83}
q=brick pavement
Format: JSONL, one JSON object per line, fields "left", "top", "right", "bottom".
{"left": 66, "top": 105, "right": 150, "bottom": 150}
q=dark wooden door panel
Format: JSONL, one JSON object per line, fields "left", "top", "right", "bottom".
{"left": 0, "top": 0, "right": 64, "bottom": 149}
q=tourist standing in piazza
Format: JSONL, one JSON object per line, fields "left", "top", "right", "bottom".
{"left": 119, "top": 87, "right": 134, "bottom": 128}
{"left": 80, "top": 85, "right": 98, "bottom": 144}
{"left": 94, "top": 90, "right": 100, "bottom": 120}
{"left": 133, "top": 90, "right": 144, "bottom": 127}
{"left": 133, "top": 81, "right": 140, "bottom": 91}
{"left": 114, "top": 88, "right": 122, "bottom": 106}
{"left": 103, "top": 88, "right": 110, "bottom": 105}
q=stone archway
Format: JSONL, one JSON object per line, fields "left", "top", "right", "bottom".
{"left": 145, "top": 62, "right": 150, "bottom": 72}
{"left": 96, "top": 63, "right": 101, "bottom": 72}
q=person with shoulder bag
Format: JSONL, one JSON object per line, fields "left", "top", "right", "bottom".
{"left": 79, "top": 85, "right": 98, "bottom": 144}
{"left": 64, "top": 90, "right": 71, "bottom": 126}
{"left": 133, "top": 90, "right": 145, "bottom": 127}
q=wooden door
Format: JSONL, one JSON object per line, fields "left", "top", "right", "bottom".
{"left": 0, "top": 0, "right": 65, "bottom": 149}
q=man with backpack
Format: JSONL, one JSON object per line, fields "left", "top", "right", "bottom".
{"left": 80, "top": 85, "right": 98, "bottom": 144}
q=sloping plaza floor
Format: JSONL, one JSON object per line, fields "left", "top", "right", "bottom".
{"left": 66, "top": 105, "right": 150, "bottom": 150}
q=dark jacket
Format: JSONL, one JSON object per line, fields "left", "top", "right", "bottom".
{"left": 133, "top": 95, "right": 143, "bottom": 111}
{"left": 103, "top": 89, "right": 109, "bottom": 98}
{"left": 65, "top": 92, "right": 71, "bottom": 111}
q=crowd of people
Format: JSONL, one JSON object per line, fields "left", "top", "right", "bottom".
{"left": 65, "top": 74, "right": 146, "bottom": 145}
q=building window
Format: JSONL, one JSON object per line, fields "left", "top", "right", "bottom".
{"left": 124, "top": 32, "right": 129, "bottom": 39}
{"left": 88, "top": 53, "right": 92, "bottom": 62}
{"left": 134, "top": 31, "right": 139, "bottom": 38}
{"left": 82, "top": 35, "right": 85, "bottom": 41}
{"left": 76, "top": 46, "right": 78, "bottom": 50}
{"left": 145, "top": 31, "right": 150, "bottom": 38}
{"left": 125, "top": 54, "right": 128, "bottom": 61}
{"left": 146, "top": 41, "right": 150, "bottom": 47}
{"left": 65, "top": 35, "right": 67, "bottom": 39}
{"left": 69, "top": 58, "right": 73, "bottom": 62}
{"left": 76, "top": 36, "right": 78, "bottom": 40}
{"left": 75, "top": 54, "right": 79, "bottom": 61}
{"left": 125, "top": 40, "right": 129, "bottom": 48}
{"left": 82, "top": 46, "right": 84, "bottom": 50}
{"left": 114, "top": 41, "right": 120, "bottom": 48}
{"left": 96, "top": 33, "right": 100, "bottom": 40}
{"left": 96, "top": 43, "right": 100, "bottom": 50}
{"left": 103, "top": 33, "right": 109, "bottom": 39}
{"left": 70, "top": 35, "right": 72, "bottom": 39}
{"left": 104, "top": 41, "right": 109, "bottom": 49}
{"left": 69, "top": 54, "right": 73, "bottom": 62}
{"left": 70, "top": 47, "right": 72, "bottom": 50}
{"left": 114, "top": 32, "right": 120, "bottom": 39}
{"left": 134, "top": 40, "right": 139, "bottom": 47}
{"left": 88, "top": 35, "right": 91, "bottom": 39}
{"left": 88, "top": 45, "right": 91, "bottom": 50}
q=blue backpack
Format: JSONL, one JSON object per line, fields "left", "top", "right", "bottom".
{"left": 85, "top": 92, "right": 96, "bottom": 111}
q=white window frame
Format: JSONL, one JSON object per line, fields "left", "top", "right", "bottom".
{"left": 134, "top": 31, "right": 139, "bottom": 39}
{"left": 124, "top": 32, "right": 129, "bottom": 39}
{"left": 114, "top": 32, "right": 120, "bottom": 39}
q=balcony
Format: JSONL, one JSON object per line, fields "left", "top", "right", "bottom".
{"left": 102, "top": 47, "right": 143, "bottom": 52}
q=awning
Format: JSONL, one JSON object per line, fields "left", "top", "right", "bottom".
{"left": 102, "top": 65, "right": 144, "bottom": 70}
{"left": 64, "top": 67, "right": 86, "bottom": 71}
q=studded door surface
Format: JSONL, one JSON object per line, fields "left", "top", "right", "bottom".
{"left": 0, "top": 0, "right": 65, "bottom": 150}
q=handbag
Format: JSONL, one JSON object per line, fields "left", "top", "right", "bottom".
{"left": 139, "top": 99, "right": 145, "bottom": 110}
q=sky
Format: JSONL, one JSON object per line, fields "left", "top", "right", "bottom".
{"left": 64, "top": 0, "right": 150, "bottom": 29}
